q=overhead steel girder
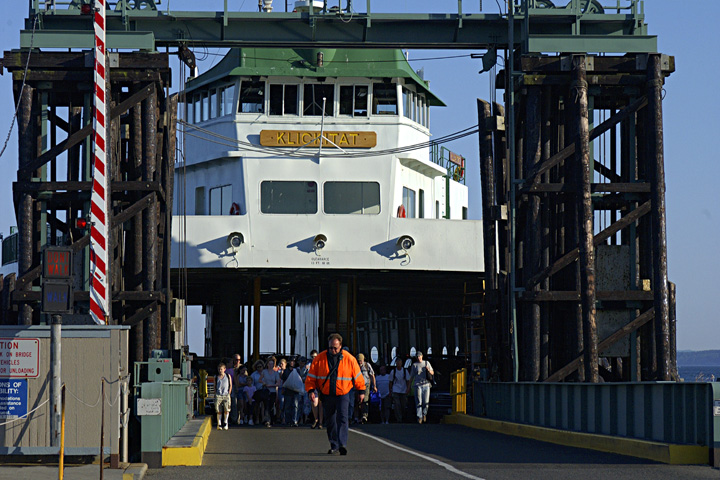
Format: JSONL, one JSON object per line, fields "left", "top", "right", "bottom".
{"left": 20, "top": 11, "right": 656, "bottom": 52}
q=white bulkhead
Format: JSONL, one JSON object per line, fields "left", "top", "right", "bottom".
{"left": 171, "top": 48, "right": 483, "bottom": 273}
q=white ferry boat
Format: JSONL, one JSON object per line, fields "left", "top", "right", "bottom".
{"left": 171, "top": 47, "right": 485, "bottom": 360}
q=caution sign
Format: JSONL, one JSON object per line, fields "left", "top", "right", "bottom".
{"left": 0, "top": 379, "right": 28, "bottom": 419}
{"left": 260, "top": 130, "right": 377, "bottom": 148}
{"left": 0, "top": 338, "right": 40, "bottom": 378}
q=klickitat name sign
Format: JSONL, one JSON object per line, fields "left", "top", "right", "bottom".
{"left": 260, "top": 130, "right": 377, "bottom": 148}
{"left": 0, "top": 338, "right": 40, "bottom": 378}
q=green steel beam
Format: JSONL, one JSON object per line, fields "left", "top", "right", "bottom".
{"left": 18, "top": 10, "right": 656, "bottom": 52}
{"left": 527, "top": 35, "right": 657, "bottom": 54}
{"left": 21, "top": 30, "right": 155, "bottom": 51}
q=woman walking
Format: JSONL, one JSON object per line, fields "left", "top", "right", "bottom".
{"left": 409, "top": 352, "right": 434, "bottom": 424}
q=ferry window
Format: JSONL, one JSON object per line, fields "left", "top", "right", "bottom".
{"left": 354, "top": 86, "right": 368, "bottom": 116}
{"left": 195, "top": 187, "right": 205, "bottom": 215}
{"left": 419, "top": 95, "right": 426, "bottom": 126}
{"left": 402, "top": 187, "right": 416, "bottom": 218}
{"left": 418, "top": 189, "right": 425, "bottom": 218}
{"left": 186, "top": 101, "right": 193, "bottom": 125}
{"left": 193, "top": 94, "right": 202, "bottom": 123}
{"left": 413, "top": 92, "right": 418, "bottom": 122}
{"left": 436, "top": 200, "right": 440, "bottom": 219}
{"left": 285, "top": 85, "right": 299, "bottom": 115}
{"left": 462, "top": 207, "right": 468, "bottom": 220}
{"left": 209, "top": 185, "right": 232, "bottom": 215}
{"left": 304, "top": 84, "right": 334, "bottom": 116}
{"left": 270, "top": 85, "right": 282, "bottom": 115}
{"left": 201, "top": 92, "right": 210, "bottom": 122}
{"left": 220, "top": 84, "right": 235, "bottom": 117}
{"left": 239, "top": 80, "right": 265, "bottom": 113}
{"left": 324, "top": 181, "right": 380, "bottom": 215}
{"left": 260, "top": 181, "right": 318, "bottom": 214}
{"left": 269, "top": 84, "right": 299, "bottom": 116}
{"left": 218, "top": 88, "right": 224, "bottom": 117}
{"left": 373, "top": 82, "right": 397, "bottom": 115}
{"left": 210, "top": 89, "right": 218, "bottom": 118}
{"left": 340, "top": 86, "right": 368, "bottom": 117}
{"left": 402, "top": 88, "right": 411, "bottom": 119}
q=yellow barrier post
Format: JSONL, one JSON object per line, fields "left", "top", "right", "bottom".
{"left": 59, "top": 384, "right": 65, "bottom": 480}
{"left": 450, "top": 369, "right": 467, "bottom": 414}
{"left": 459, "top": 369, "right": 466, "bottom": 414}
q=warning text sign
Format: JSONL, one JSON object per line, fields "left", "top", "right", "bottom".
{"left": 0, "top": 338, "right": 39, "bottom": 378}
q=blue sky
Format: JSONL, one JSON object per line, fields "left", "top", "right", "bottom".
{"left": 0, "top": 1, "right": 717, "bottom": 353}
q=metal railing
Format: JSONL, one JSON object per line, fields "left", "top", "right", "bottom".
{"left": 138, "top": 381, "right": 191, "bottom": 454}
{"left": 474, "top": 381, "right": 720, "bottom": 447}
{"left": 430, "top": 145, "right": 466, "bottom": 184}
{"left": 134, "top": 360, "right": 191, "bottom": 455}
{"left": 1, "top": 233, "right": 18, "bottom": 266}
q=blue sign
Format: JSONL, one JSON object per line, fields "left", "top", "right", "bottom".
{"left": 0, "top": 379, "right": 28, "bottom": 419}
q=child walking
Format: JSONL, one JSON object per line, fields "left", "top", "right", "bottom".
{"left": 243, "top": 376, "right": 258, "bottom": 425}
{"left": 215, "top": 362, "right": 232, "bottom": 430}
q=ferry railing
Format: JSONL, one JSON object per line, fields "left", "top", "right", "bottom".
{"left": 450, "top": 368, "right": 467, "bottom": 414}
{"left": 474, "top": 381, "right": 720, "bottom": 449}
{"left": 430, "top": 145, "right": 466, "bottom": 184}
{"left": 1, "top": 233, "right": 18, "bottom": 266}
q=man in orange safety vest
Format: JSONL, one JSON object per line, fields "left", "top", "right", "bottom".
{"left": 306, "top": 333, "right": 365, "bottom": 455}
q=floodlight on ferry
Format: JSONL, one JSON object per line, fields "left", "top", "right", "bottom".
{"left": 397, "top": 235, "right": 415, "bottom": 251}
{"left": 227, "top": 232, "right": 244, "bottom": 250}
{"left": 313, "top": 234, "right": 327, "bottom": 251}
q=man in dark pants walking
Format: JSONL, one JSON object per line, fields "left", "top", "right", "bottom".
{"left": 306, "top": 333, "right": 366, "bottom": 455}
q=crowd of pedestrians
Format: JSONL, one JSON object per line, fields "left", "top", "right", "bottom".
{"left": 210, "top": 339, "right": 435, "bottom": 432}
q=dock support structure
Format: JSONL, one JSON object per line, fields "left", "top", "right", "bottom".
{"left": 2, "top": 51, "right": 175, "bottom": 365}
{"left": 478, "top": 53, "right": 676, "bottom": 382}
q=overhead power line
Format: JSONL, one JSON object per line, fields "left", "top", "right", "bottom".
{"left": 177, "top": 119, "right": 478, "bottom": 159}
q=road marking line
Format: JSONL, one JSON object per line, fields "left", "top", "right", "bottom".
{"left": 349, "top": 429, "right": 485, "bottom": 480}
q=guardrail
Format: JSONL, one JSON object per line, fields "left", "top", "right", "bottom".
{"left": 430, "top": 145, "right": 466, "bottom": 184}
{"left": 450, "top": 368, "right": 467, "bottom": 414}
{"left": 474, "top": 381, "right": 720, "bottom": 449}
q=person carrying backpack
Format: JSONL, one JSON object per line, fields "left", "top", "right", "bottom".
{"left": 356, "top": 353, "right": 377, "bottom": 424}
{"left": 389, "top": 357, "right": 410, "bottom": 423}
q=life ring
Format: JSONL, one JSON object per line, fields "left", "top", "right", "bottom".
{"left": 397, "top": 204, "right": 406, "bottom": 218}
{"left": 229, "top": 202, "right": 241, "bottom": 215}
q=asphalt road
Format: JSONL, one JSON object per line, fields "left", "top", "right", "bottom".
{"left": 146, "top": 422, "right": 718, "bottom": 480}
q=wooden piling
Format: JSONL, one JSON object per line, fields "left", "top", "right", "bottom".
{"left": 572, "top": 56, "right": 598, "bottom": 383}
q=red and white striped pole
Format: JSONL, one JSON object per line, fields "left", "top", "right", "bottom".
{"left": 90, "top": 0, "right": 109, "bottom": 325}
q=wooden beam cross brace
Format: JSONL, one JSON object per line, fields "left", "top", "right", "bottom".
{"left": 545, "top": 308, "right": 654, "bottom": 382}
{"left": 526, "top": 200, "right": 651, "bottom": 289}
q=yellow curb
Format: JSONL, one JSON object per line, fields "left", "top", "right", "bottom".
{"left": 162, "top": 417, "right": 212, "bottom": 467}
{"left": 443, "top": 414, "right": 708, "bottom": 465}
